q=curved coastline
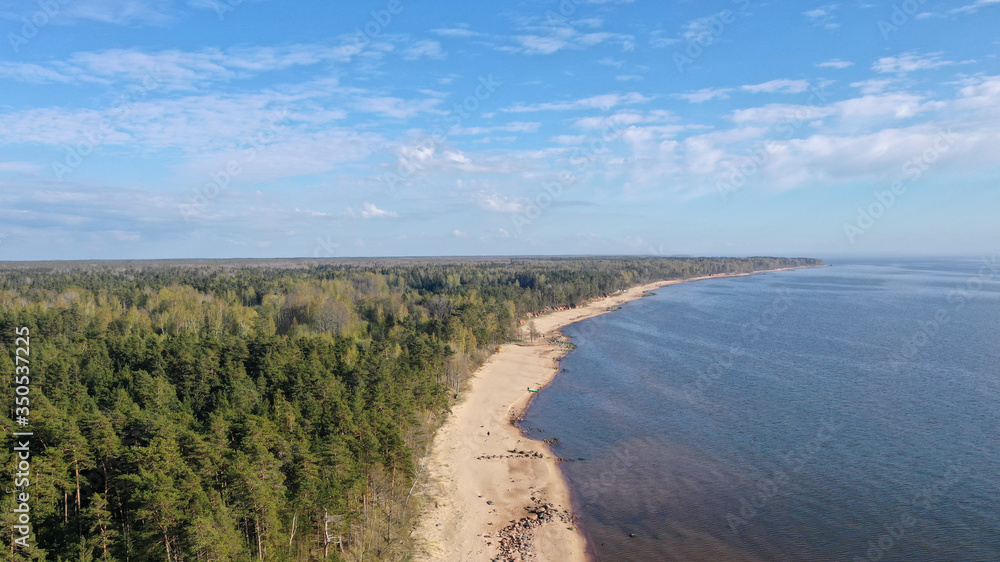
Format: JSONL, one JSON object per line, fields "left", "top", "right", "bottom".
{"left": 412, "top": 265, "right": 823, "bottom": 561}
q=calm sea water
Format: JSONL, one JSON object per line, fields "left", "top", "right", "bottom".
{"left": 520, "top": 258, "right": 1000, "bottom": 561}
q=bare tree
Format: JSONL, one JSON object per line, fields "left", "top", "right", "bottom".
{"left": 316, "top": 299, "right": 350, "bottom": 335}
{"left": 426, "top": 295, "right": 452, "bottom": 319}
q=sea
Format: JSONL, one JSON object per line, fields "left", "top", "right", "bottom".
{"left": 520, "top": 258, "right": 1000, "bottom": 561}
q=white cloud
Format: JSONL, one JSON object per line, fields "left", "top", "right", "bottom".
{"left": 360, "top": 203, "right": 397, "bottom": 219}
{"left": 850, "top": 79, "right": 897, "bottom": 95}
{"left": 450, "top": 122, "right": 541, "bottom": 135}
{"left": 443, "top": 151, "right": 471, "bottom": 165}
{"left": 730, "top": 93, "right": 937, "bottom": 124}
{"left": 0, "top": 43, "right": 372, "bottom": 88}
{"left": 403, "top": 40, "right": 445, "bottom": 60}
{"left": 295, "top": 208, "right": 329, "bottom": 217}
{"left": 803, "top": 4, "right": 840, "bottom": 29}
{"left": 749, "top": 125, "right": 972, "bottom": 191}
{"left": 479, "top": 193, "right": 525, "bottom": 214}
{"left": 431, "top": 27, "right": 481, "bottom": 38}
{"left": 649, "top": 30, "right": 679, "bottom": 48}
{"left": 181, "top": 128, "right": 379, "bottom": 184}
{"left": 872, "top": 52, "right": 954, "bottom": 74}
{"left": 954, "top": 74, "right": 1000, "bottom": 110}
{"left": 0, "top": 92, "right": 373, "bottom": 184}
{"left": 0, "top": 182, "right": 178, "bottom": 235}
{"left": 818, "top": 60, "right": 854, "bottom": 69}
{"left": 0, "top": 62, "right": 98, "bottom": 84}
{"left": 0, "top": 162, "right": 40, "bottom": 174}
{"left": 453, "top": 229, "right": 467, "bottom": 237}
{"left": 496, "top": 18, "right": 634, "bottom": 55}
{"left": 678, "top": 88, "right": 733, "bottom": 103}
{"left": 503, "top": 92, "right": 650, "bottom": 112}
{"left": 504, "top": 35, "right": 571, "bottom": 55}
{"left": 683, "top": 136, "right": 727, "bottom": 174}
{"left": 573, "top": 111, "right": 646, "bottom": 129}
{"left": 951, "top": 0, "right": 1000, "bottom": 14}
{"left": 61, "top": 0, "right": 176, "bottom": 25}
{"left": 627, "top": 116, "right": 997, "bottom": 200}
{"left": 742, "top": 79, "right": 811, "bottom": 94}
{"left": 834, "top": 93, "right": 940, "bottom": 120}
{"left": 577, "top": 32, "right": 619, "bottom": 47}
{"left": 680, "top": 12, "right": 736, "bottom": 44}
{"left": 352, "top": 96, "right": 443, "bottom": 118}
{"left": 573, "top": 17, "right": 604, "bottom": 28}
{"left": 110, "top": 230, "right": 142, "bottom": 241}
{"left": 0, "top": 87, "right": 378, "bottom": 186}
{"left": 349, "top": 203, "right": 398, "bottom": 219}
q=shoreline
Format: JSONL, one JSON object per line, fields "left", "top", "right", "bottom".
{"left": 411, "top": 265, "right": 822, "bottom": 561}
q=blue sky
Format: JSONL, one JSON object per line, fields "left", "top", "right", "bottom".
{"left": 0, "top": 0, "right": 998, "bottom": 260}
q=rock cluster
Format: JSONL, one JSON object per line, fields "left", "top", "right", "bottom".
{"left": 490, "top": 503, "right": 557, "bottom": 561}
{"left": 477, "top": 449, "right": 544, "bottom": 460}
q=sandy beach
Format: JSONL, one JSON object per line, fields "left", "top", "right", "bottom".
{"left": 411, "top": 266, "right": 819, "bottom": 561}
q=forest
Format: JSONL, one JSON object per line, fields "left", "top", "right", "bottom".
{"left": 0, "top": 256, "right": 821, "bottom": 561}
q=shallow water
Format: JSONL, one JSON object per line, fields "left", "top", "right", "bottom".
{"left": 521, "top": 258, "right": 1000, "bottom": 561}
